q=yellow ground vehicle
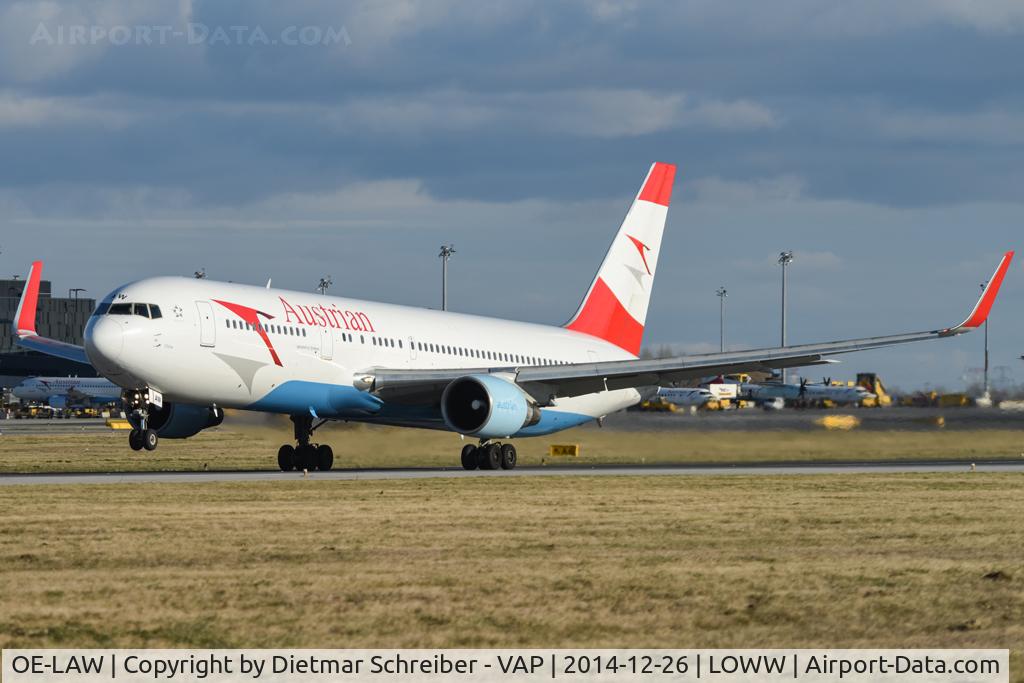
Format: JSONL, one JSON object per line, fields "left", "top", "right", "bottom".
{"left": 857, "top": 373, "right": 892, "bottom": 407}
{"left": 639, "top": 398, "right": 678, "bottom": 412}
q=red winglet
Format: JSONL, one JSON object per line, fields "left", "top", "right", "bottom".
{"left": 637, "top": 162, "right": 676, "bottom": 207}
{"left": 955, "top": 251, "right": 1014, "bottom": 330}
{"left": 14, "top": 260, "right": 43, "bottom": 336}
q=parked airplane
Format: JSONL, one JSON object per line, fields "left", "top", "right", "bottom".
{"left": 710, "top": 376, "right": 874, "bottom": 406}
{"left": 750, "top": 377, "right": 875, "bottom": 406}
{"left": 11, "top": 162, "right": 1014, "bottom": 472}
{"left": 12, "top": 376, "right": 120, "bottom": 407}
{"left": 655, "top": 386, "right": 714, "bottom": 408}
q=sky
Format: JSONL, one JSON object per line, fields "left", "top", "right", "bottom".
{"left": 1, "top": 0, "right": 1022, "bottom": 391}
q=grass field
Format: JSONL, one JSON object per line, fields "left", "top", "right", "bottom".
{"left": 1, "top": 421, "right": 1023, "bottom": 472}
{"left": 0, "top": 474, "right": 1021, "bottom": 675}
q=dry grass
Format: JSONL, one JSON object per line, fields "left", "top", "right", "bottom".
{"left": 1, "top": 422, "right": 1023, "bottom": 472}
{"left": 0, "top": 473, "right": 1022, "bottom": 676}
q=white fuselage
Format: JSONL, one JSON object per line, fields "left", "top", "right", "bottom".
{"left": 12, "top": 376, "right": 120, "bottom": 403}
{"left": 739, "top": 382, "right": 874, "bottom": 405}
{"left": 83, "top": 277, "right": 641, "bottom": 435}
{"left": 655, "top": 387, "right": 713, "bottom": 407}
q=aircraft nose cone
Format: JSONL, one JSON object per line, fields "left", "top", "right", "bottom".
{"left": 86, "top": 316, "right": 124, "bottom": 366}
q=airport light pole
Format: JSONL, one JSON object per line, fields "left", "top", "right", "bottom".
{"left": 439, "top": 244, "right": 456, "bottom": 311}
{"left": 981, "top": 281, "right": 990, "bottom": 399}
{"left": 194, "top": 268, "right": 206, "bottom": 279}
{"left": 318, "top": 276, "right": 333, "bottom": 295}
{"left": 778, "top": 251, "right": 794, "bottom": 383}
{"left": 716, "top": 287, "right": 727, "bottom": 352}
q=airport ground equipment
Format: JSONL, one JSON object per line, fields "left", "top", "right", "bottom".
{"left": 857, "top": 373, "right": 893, "bottom": 407}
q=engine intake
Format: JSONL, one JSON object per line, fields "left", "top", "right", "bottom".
{"left": 148, "top": 402, "right": 224, "bottom": 439}
{"left": 441, "top": 374, "right": 540, "bottom": 439}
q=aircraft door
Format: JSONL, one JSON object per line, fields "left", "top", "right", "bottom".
{"left": 320, "top": 328, "right": 333, "bottom": 360}
{"left": 196, "top": 301, "right": 216, "bottom": 347}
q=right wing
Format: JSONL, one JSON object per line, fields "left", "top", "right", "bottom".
{"left": 364, "top": 251, "right": 1014, "bottom": 405}
{"left": 12, "top": 260, "right": 92, "bottom": 365}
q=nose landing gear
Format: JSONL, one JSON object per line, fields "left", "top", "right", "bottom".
{"left": 123, "top": 387, "right": 159, "bottom": 452}
{"left": 128, "top": 428, "right": 159, "bottom": 451}
{"left": 278, "top": 414, "right": 334, "bottom": 472}
{"left": 460, "top": 441, "right": 517, "bottom": 471}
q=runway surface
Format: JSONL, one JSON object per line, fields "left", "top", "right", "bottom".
{"left": 2, "top": 459, "right": 1023, "bottom": 486}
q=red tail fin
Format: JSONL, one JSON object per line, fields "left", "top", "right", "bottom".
{"left": 565, "top": 162, "right": 676, "bottom": 355}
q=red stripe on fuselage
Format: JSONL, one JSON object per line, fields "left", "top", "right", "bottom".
{"left": 637, "top": 162, "right": 676, "bottom": 206}
{"left": 565, "top": 278, "right": 644, "bottom": 356}
{"left": 213, "top": 299, "right": 283, "bottom": 366}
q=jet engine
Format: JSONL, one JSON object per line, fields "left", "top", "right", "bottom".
{"left": 147, "top": 402, "right": 225, "bottom": 439}
{"left": 441, "top": 374, "right": 541, "bottom": 439}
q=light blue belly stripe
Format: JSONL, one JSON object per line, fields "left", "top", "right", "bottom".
{"left": 247, "top": 381, "right": 383, "bottom": 417}
{"left": 247, "top": 380, "right": 594, "bottom": 437}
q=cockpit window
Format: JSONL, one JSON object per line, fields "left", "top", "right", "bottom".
{"left": 94, "top": 302, "right": 111, "bottom": 316}
{"left": 106, "top": 302, "right": 161, "bottom": 318}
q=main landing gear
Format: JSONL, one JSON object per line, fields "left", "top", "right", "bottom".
{"left": 460, "top": 442, "right": 517, "bottom": 471}
{"left": 277, "top": 414, "right": 334, "bottom": 472}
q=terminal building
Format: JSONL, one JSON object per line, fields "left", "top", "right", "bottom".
{"left": 0, "top": 277, "right": 98, "bottom": 388}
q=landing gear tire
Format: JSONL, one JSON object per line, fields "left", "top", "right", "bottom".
{"left": 316, "top": 444, "right": 334, "bottom": 472}
{"left": 128, "top": 429, "right": 144, "bottom": 451}
{"left": 277, "top": 444, "right": 295, "bottom": 472}
{"left": 295, "top": 444, "right": 316, "bottom": 471}
{"left": 142, "top": 429, "right": 159, "bottom": 451}
{"left": 499, "top": 443, "right": 517, "bottom": 470}
{"left": 460, "top": 444, "right": 479, "bottom": 470}
{"left": 478, "top": 443, "right": 501, "bottom": 470}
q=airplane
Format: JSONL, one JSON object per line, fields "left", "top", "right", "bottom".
{"left": 714, "top": 376, "right": 875, "bottom": 407}
{"left": 10, "top": 162, "right": 1014, "bottom": 472}
{"left": 655, "top": 386, "right": 715, "bottom": 408}
{"left": 12, "top": 376, "right": 121, "bottom": 407}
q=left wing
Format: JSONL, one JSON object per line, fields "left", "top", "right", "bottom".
{"left": 363, "top": 251, "right": 1013, "bottom": 405}
{"left": 12, "top": 260, "right": 92, "bottom": 365}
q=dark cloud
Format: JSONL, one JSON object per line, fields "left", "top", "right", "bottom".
{"left": 1, "top": 0, "right": 1022, "bottom": 388}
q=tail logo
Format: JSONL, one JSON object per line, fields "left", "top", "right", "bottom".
{"left": 213, "top": 299, "right": 283, "bottom": 367}
{"left": 626, "top": 234, "right": 653, "bottom": 275}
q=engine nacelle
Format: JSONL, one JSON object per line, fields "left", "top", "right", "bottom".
{"left": 441, "top": 374, "right": 541, "bottom": 439}
{"left": 148, "top": 402, "right": 224, "bottom": 439}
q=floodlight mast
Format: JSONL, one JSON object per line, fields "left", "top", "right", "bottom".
{"left": 778, "top": 251, "right": 794, "bottom": 382}
{"left": 981, "top": 281, "right": 990, "bottom": 400}
{"left": 716, "top": 287, "right": 728, "bottom": 353}
{"left": 439, "top": 244, "right": 456, "bottom": 311}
